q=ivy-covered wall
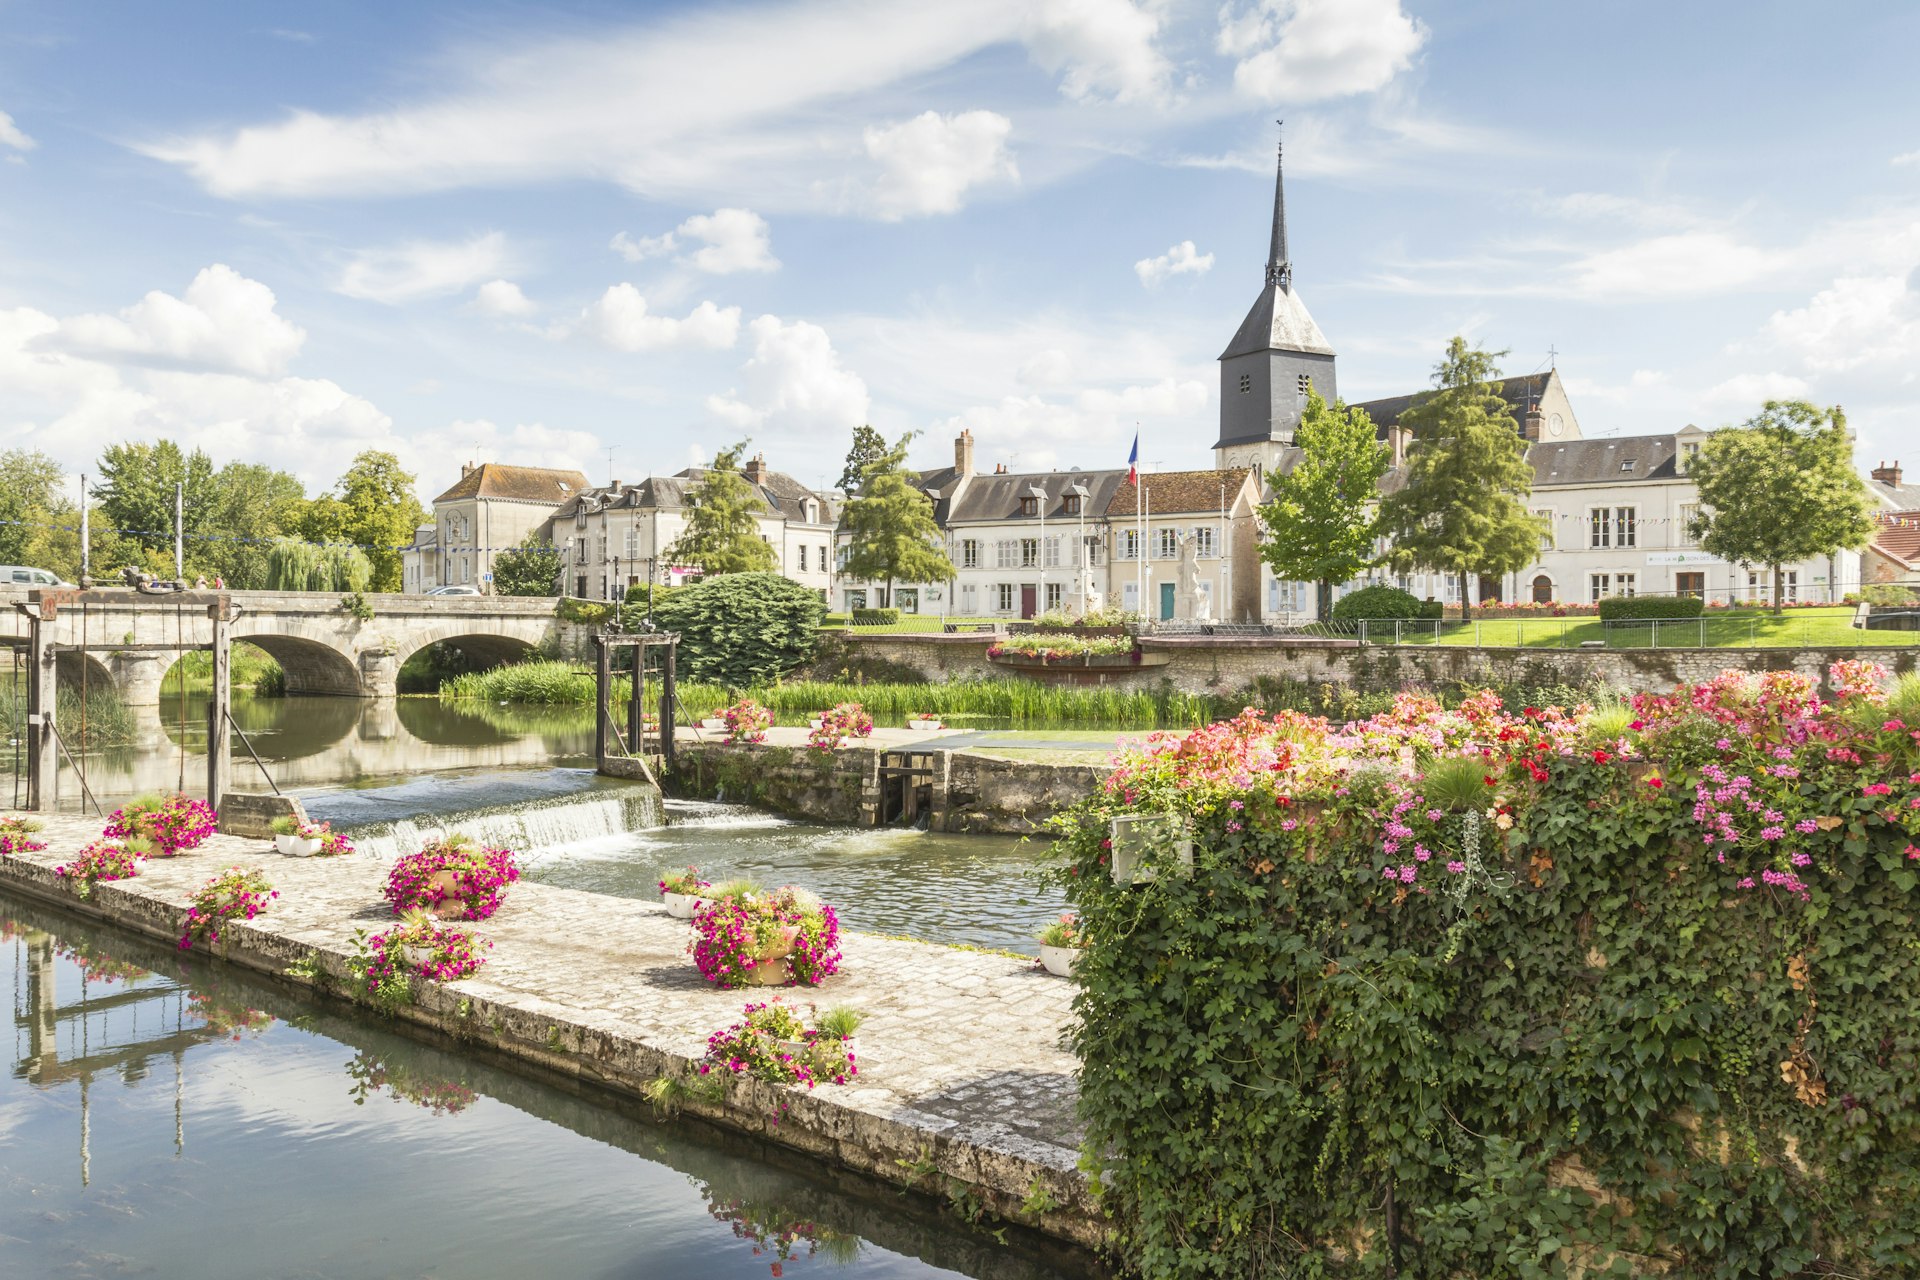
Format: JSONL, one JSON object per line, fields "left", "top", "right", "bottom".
{"left": 1049, "top": 667, "right": 1920, "bottom": 1277}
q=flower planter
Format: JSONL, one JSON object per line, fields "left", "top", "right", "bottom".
{"left": 401, "top": 944, "right": 434, "bottom": 969}
{"left": 808, "top": 718, "right": 825, "bottom": 730}
{"left": 275, "top": 834, "right": 323, "bottom": 857}
{"left": 697, "top": 718, "right": 725, "bottom": 731}
{"left": 907, "top": 719, "right": 944, "bottom": 730}
{"left": 1039, "top": 945, "right": 1079, "bottom": 977}
{"left": 744, "top": 958, "right": 790, "bottom": 986}
{"left": 663, "top": 891, "right": 707, "bottom": 920}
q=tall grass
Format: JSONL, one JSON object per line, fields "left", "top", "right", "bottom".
{"left": 162, "top": 643, "right": 284, "bottom": 696}
{"left": 0, "top": 683, "right": 138, "bottom": 749}
{"left": 672, "top": 680, "right": 1223, "bottom": 727}
{"left": 440, "top": 660, "right": 622, "bottom": 706}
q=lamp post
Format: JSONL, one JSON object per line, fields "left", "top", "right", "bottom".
{"left": 1067, "top": 482, "right": 1090, "bottom": 617}
{"left": 1026, "top": 483, "right": 1049, "bottom": 614}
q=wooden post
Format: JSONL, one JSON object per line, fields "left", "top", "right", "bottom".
{"left": 23, "top": 606, "right": 55, "bottom": 812}
{"left": 659, "top": 639, "right": 676, "bottom": 774}
{"left": 593, "top": 635, "right": 611, "bottom": 769}
{"left": 629, "top": 642, "right": 644, "bottom": 762}
{"left": 206, "top": 600, "right": 233, "bottom": 812}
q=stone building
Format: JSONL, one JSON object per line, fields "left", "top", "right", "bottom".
{"left": 413, "top": 462, "right": 589, "bottom": 594}
{"left": 1104, "top": 468, "right": 1262, "bottom": 621}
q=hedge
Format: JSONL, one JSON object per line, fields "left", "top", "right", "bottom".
{"left": 850, "top": 607, "right": 901, "bottom": 625}
{"left": 1331, "top": 584, "right": 1425, "bottom": 621}
{"left": 1047, "top": 661, "right": 1920, "bottom": 1278}
{"left": 1597, "top": 595, "right": 1707, "bottom": 622}
{"left": 650, "top": 572, "right": 826, "bottom": 688}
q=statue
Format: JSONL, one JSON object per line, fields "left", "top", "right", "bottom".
{"left": 1175, "top": 533, "right": 1206, "bottom": 620}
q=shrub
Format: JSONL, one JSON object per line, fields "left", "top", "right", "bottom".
{"left": 1329, "top": 584, "right": 1424, "bottom": 621}
{"left": 850, "top": 607, "right": 900, "bottom": 625}
{"left": 622, "top": 583, "right": 678, "bottom": 610}
{"left": 0, "top": 815, "right": 46, "bottom": 857}
{"left": 1862, "top": 583, "right": 1915, "bottom": 607}
{"left": 556, "top": 598, "right": 615, "bottom": 625}
{"left": 1596, "top": 595, "right": 1706, "bottom": 621}
{"left": 1418, "top": 599, "right": 1445, "bottom": 620}
{"left": 180, "top": 866, "right": 276, "bottom": 950}
{"left": 821, "top": 613, "right": 852, "bottom": 628}
{"left": 56, "top": 840, "right": 143, "bottom": 899}
{"left": 652, "top": 572, "right": 827, "bottom": 687}
{"left": 691, "top": 886, "right": 841, "bottom": 988}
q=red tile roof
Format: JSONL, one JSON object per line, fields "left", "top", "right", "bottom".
{"left": 1871, "top": 511, "right": 1920, "bottom": 567}
{"left": 1105, "top": 468, "right": 1252, "bottom": 517}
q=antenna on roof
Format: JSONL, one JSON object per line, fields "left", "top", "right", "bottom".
{"left": 606, "top": 446, "right": 616, "bottom": 487}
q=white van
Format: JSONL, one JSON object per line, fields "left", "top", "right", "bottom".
{"left": 0, "top": 567, "right": 70, "bottom": 588}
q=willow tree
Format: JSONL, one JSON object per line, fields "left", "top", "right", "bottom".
{"left": 840, "top": 433, "right": 954, "bottom": 609}
{"left": 667, "top": 442, "right": 777, "bottom": 575}
{"left": 265, "top": 538, "right": 372, "bottom": 592}
{"left": 1378, "top": 338, "right": 1543, "bottom": 621}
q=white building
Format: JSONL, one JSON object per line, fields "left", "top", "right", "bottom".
{"left": 1103, "top": 468, "right": 1263, "bottom": 622}
{"left": 407, "top": 463, "right": 589, "bottom": 594}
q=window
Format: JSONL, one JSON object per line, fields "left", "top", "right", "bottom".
{"left": 1297, "top": 373, "right": 1312, "bottom": 399}
{"left": 1532, "top": 508, "right": 1555, "bottom": 551}
{"left": 1194, "top": 527, "right": 1216, "bottom": 558}
{"left": 996, "top": 540, "right": 1013, "bottom": 569}
{"left": 1019, "top": 496, "right": 1039, "bottom": 517}
{"left": 996, "top": 583, "right": 1015, "bottom": 612}
{"left": 1239, "top": 372, "right": 1252, "bottom": 395}
{"left": 1045, "top": 583, "right": 1063, "bottom": 610}
{"left": 1589, "top": 573, "right": 1610, "bottom": 603}
{"left": 1119, "top": 529, "right": 1140, "bottom": 560}
{"left": 1019, "top": 538, "right": 1039, "bottom": 568}
{"left": 846, "top": 590, "right": 867, "bottom": 611}
{"left": 819, "top": 545, "right": 827, "bottom": 570}
{"left": 805, "top": 500, "right": 818, "bottom": 523}
{"left": 1063, "top": 494, "right": 1081, "bottom": 515}
{"left": 575, "top": 540, "right": 588, "bottom": 564}
{"left": 1676, "top": 571, "right": 1705, "bottom": 598}
{"left": 1086, "top": 537, "right": 1103, "bottom": 566}
{"left": 1588, "top": 506, "right": 1635, "bottom": 549}
{"left": 1156, "top": 528, "right": 1178, "bottom": 559}
{"left": 1748, "top": 570, "right": 1799, "bottom": 603}
{"left": 1682, "top": 441, "right": 1701, "bottom": 471}
{"left": 1678, "top": 504, "right": 1699, "bottom": 548}
{"left": 624, "top": 528, "right": 639, "bottom": 558}
{"left": 797, "top": 545, "right": 808, "bottom": 572}
{"left": 1616, "top": 506, "right": 1636, "bottom": 548}
{"left": 1044, "top": 537, "right": 1062, "bottom": 568}
{"left": 575, "top": 507, "right": 587, "bottom": 529}
{"left": 961, "top": 584, "right": 977, "bottom": 614}
{"left": 1615, "top": 572, "right": 1637, "bottom": 597}
{"left": 962, "top": 539, "right": 979, "bottom": 569}
{"left": 1619, "top": 459, "right": 1637, "bottom": 472}
{"left": 460, "top": 558, "right": 470, "bottom": 584}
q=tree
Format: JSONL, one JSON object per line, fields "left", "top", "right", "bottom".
{"left": 92, "top": 440, "right": 218, "bottom": 564}
{"left": 652, "top": 572, "right": 826, "bottom": 687}
{"left": 1377, "top": 338, "right": 1545, "bottom": 621}
{"left": 264, "top": 538, "right": 372, "bottom": 592}
{"left": 202, "top": 461, "right": 309, "bottom": 588}
{"left": 493, "top": 531, "right": 563, "bottom": 597}
{"left": 835, "top": 424, "right": 889, "bottom": 494}
{"left": 0, "top": 450, "right": 75, "bottom": 573}
{"left": 839, "top": 433, "right": 955, "bottom": 608}
{"left": 1256, "top": 391, "right": 1389, "bottom": 621}
{"left": 307, "top": 452, "right": 426, "bottom": 593}
{"left": 1688, "top": 401, "right": 1874, "bottom": 614}
{"left": 667, "top": 442, "right": 777, "bottom": 575}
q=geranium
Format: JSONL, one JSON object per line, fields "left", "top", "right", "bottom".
{"left": 104, "top": 794, "right": 217, "bottom": 856}
{"left": 807, "top": 701, "right": 873, "bottom": 753}
{"left": 382, "top": 835, "right": 520, "bottom": 921}
{"left": 296, "top": 819, "right": 356, "bottom": 856}
{"left": 692, "top": 886, "right": 842, "bottom": 989}
{"left": 697, "top": 998, "right": 860, "bottom": 1089}
{"left": 55, "top": 839, "right": 145, "bottom": 899}
{"left": 722, "top": 697, "right": 773, "bottom": 745}
{"left": 0, "top": 815, "right": 46, "bottom": 857}
{"left": 659, "top": 866, "right": 711, "bottom": 895}
{"left": 1038, "top": 912, "right": 1081, "bottom": 948}
{"left": 179, "top": 866, "right": 277, "bottom": 950}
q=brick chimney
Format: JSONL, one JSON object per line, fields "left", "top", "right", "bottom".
{"left": 744, "top": 453, "right": 770, "bottom": 485}
{"left": 994, "top": 462, "right": 1007, "bottom": 475}
{"left": 1522, "top": 406, "right": 1545, "bottom": 441}
{"left": 955, "top": 429, "right": 975, "bottom": 476}
{"left": 1873, "top": 460, "right": 1903, "bottom": 487}
{"left": 461, "top": 461, "right": 474, "bottom": 478}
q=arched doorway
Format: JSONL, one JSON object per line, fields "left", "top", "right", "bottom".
{"left": 1531, "top": 575, "right": 1553, "bottom": 604}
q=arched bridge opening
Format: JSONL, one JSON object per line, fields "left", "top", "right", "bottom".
{"left": 397, "top": 632, "right": 539, "bottom": 694}
{"left": 234, "top": 633, "right": 364, "bottom": 698}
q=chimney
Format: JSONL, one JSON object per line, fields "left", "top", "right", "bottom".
{"left": 955, "top": 429, "right": 975, "bottom": 476}
{"left": 1873, "top": 460, "right": 1903, "bottom": 487}
{"left": 1390, "top": 426, "right": 1409, "bottom": 468}
{"left": 744, "top": 453, "right": 769, "bottom": 485}
{"left": 461, "top": 461, "right": 474, "bottom": 479}
{"left": 1523, "top": 406, "right": 1545, "bottom": 441}
{"left": 994, "top": 462, "right": 1007, "bottom": 475}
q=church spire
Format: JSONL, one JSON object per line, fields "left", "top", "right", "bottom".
{"left": 1265, "top": 120, "right": 1291, "bottom": 291}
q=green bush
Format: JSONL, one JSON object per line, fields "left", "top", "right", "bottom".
{"left": 850, "top": 607, "right": 900, "bottom": 625}
{"left": 1330, "top": 584, "right": 1424, "bottom": 621}
{"left": 1861, "top": 583, "right": 1915, "bottom": 608}
{"left": 821, "top": 613, "right": 852, "bottom": 628}
{"left": 1418, "top": 600, "right": 1445, "bottom": 620}
{"left": 556, "top": 598, "right": 614, "bottom": 625}
{"left": 622, "top": 583, "right": 678, "bottom": 610}
{"left": 1597, "top": 595, "right": 1706, "bottom": 621}
{"left": 651, "top": 572, "right": 827, "bottom": 688}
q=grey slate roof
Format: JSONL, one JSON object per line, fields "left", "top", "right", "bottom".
{"left": 551, "top": 467, "right": 836, "bottom": 525}
{"left": 1871, "top": 478, "right": 1920, "bottom": 508}
{"left": 1528, "top": 434, "right": 1680, "bottom": 486}
{"left": 1219, "top": 281, "right": 1336, "bottom": 360}
{"left": 1352, "top": 371, "right": 1554, "bottom": 435}
{"left": 941, "top": 469, "right": 1131, "bottom": 524}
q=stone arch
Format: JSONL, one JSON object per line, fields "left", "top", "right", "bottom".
{"left": 394, "top": 624, "right": 544, "bottom": 682}
{"left": 1530, "top": 574, "right": 1555, "bottom": 605}
{"left": 53, "top": 650, "right": 115, "bottom": 694}
{"left": 234, "top": 632, "right": 364, "bottom": 697}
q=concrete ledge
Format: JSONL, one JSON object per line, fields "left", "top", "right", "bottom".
{"left": 0, "top": 815, "right": 1103, "bottom": 1249}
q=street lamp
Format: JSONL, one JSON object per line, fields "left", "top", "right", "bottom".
{"left": 1026, "top": 483, "right": 1049, "bottom": 613}
{"left": 1067, "top": 482, "right": 1090, "bottom": 617}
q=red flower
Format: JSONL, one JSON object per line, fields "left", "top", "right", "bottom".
{"left": 1592, "top": 749, "right": 1611, "bottom": 764}
{"left": 1645, "top": 776, "right": 1664, "bottom": 788}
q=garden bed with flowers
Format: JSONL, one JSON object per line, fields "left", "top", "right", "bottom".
{"left": 1048, "top": 661, "right": 1920, "bottom": 1278}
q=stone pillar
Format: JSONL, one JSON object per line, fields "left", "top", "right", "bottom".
{"left": 357, "top": 647, "right": 398, "bottom": 699}
{"left": 105, "top": 650, "right": 173, "bottom": 707}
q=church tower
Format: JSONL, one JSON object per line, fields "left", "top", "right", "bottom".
{"left": 1213, "top": 126, "right": 1337, "bottom": 470}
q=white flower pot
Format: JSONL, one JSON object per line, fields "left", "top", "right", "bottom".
{"left": 907, "top": 719, "right": 943, "bottom": 730}
{"left": 663, "top": 891, "right": 706, "bottom": 919}
{"left": 1039, "top": 945, "right": 1079, "bottom": 977}
{"left": 698, "top": 718, "right": 725, "bottom": 731}
{"left": 276, "top": 834, "right": 322, "bottom": 857}
{"left": 808, "top": 719, "right": 824, "bottom": 730}
{"left": 401, "top": 944, "right": 434, "bottom": 968}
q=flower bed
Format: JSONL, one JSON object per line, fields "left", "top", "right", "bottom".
{"left": 55, "top": 840, "right": 143, "bottom": 899}
{"left": 1051, "top": 662, "right": 1920, "bottom": 1277}
{"left": 697, "top": 998, "right": 861, "bottom": 1088}
{"left": 807, "top": 701, "right": 873, "bottom": 752}
{"left": 988, "top": 633, "right": 1136, "bottom": 660}
{"left": 0, "top": 816, "right": 46, "bottom": 857}
{"left": 382, "top": 836, "right": 520, "bottom": 921}
{"left": 179, "top": 866, "right": 277, "bottom": 950}
{"left": 104, "top": 794, "right": 216, "bottom": 856}
{"left": 691, "top": 885, "right": 841, "bottom": 988}
{"left": 722, "top": 697, "right": 773, "bottom": 745}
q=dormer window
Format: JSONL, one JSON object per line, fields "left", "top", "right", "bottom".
{"left": 1063, "top": 495, "right": 1080, "bottom": 515}
{"left": 1619, "top": 460, "right": 1636, "bottom": 472}
{"left": 1019, "top": 496, "right": 1040, "bottom": 517}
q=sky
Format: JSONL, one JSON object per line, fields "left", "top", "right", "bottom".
{"left": 2, "top": 0, "right": 1917, "bottom": 502}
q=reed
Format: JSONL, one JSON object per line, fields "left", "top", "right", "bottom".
{"left": 672, "top": 679, "right": 1224, "bottom": 727}
{"left": 440, "top": 661, "right": 618, "bottom": 705}
{"left": 0, "top": 684, "right": 138, "bottom": 749}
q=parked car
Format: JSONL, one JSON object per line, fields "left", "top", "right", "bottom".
{"left": 425, "top": 584, "right": 484, "bottom": 597}
{"left": 0, "top": 566, "right": 72, "bottom": 588}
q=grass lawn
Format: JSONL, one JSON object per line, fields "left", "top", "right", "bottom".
{"left": 1376, "top": 607, "right": 1920, "bottom": 649}
{"left": 834, "top": 615, "right": 1002, "bottom": 633}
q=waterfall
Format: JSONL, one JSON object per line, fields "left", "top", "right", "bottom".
{"left": 338, "top": 788, "right": 666, "bottom": 861}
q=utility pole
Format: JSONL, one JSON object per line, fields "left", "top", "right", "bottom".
{"left": 79, "top": 474, "right": 89, "bottom": 585}
{"left": 173, "top": 482, "right": 184, "bottom": 582}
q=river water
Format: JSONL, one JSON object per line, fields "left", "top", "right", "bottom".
{"left": 0, "top": 895, "right": 1093, "bottom": 1279}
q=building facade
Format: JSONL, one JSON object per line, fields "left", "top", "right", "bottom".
{"left": 411, "top": 463, "right": 589, "bottom": 594}
{"left": 1104, "top": 469, "right": 1262, "bottom": 622}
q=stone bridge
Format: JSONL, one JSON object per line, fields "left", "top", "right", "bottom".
{"left": 1, "top": 588, "right": 595, "bottom": 704}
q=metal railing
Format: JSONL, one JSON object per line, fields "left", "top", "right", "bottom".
{"left": 1353, "top": 615, "right": 1880, "bottom": 649}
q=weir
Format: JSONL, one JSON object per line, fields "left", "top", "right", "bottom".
{"left": 312, "top": 785, "right": 666, "bottom": 861}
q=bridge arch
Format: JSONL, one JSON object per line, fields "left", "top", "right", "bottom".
{"left": 394, "top": 625, "right": 542, "bottom": 685}
{"left": 233, "top": 632, "right": 363, "bottom": 697}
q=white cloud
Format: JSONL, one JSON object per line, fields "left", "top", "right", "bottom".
{"left": 471, "top": 279, "right": 537, "bottom": 317}
{"left": 930, "top": 375, "right": 1207, "bottom": 473}
{"left": 1019, "top": 348, "right": 1075, "bottom": 387}
{"left": 408, "top": 418, "right": 605, "bottom": 484}
{"left": 858, "top": 110, "right": 1018, "bottom": 219}
{"left": 1563, "top": 231, "right": 1785, "bottom": 299}
{"left": 1700, "top": 371, "right": 1811, "bottom": 406}
{"left": 1893, "top": 149, "right": 1920, "bottom": 168}
{"left": 338, "top": 232, "right": 512, "bottom": 304}
{"left": 1023, "top": 0, "right": 1172, "bottom": 104}
{"left": 45, "top": 264, "right": 306, "bottom": 376}
{"left": 0, "top": 110, "right": 33, "bottom": 152}
{"left": 577, "top": 284, "right": 741, "bottom": 351}
{"left": 1765, "top": 272, "right": 1920, "bottom": 375}
{"left": 1076, "top": 376, "right": 1208, "bottom": 415}
{"left": 705, "top": 314, "right": 870, "bottom": 433}
{"left": 1134, "top": 239, "right": 1214, "bottom": 286}
{"left": 1218, "top": 0, "right": 1426, "bottom": 103}
{"left": 613, "top": 208, "right": 778, "bottom": 273}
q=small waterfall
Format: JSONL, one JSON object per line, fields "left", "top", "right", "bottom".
{"left": 340, "top": 788, "right": 666, "bottom": 860}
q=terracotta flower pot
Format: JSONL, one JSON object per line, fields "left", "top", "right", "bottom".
{"left": 744, "top": 958, "right": 790, "bottom": 986}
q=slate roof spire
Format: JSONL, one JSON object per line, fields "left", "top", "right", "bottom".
{"left": 1266, "top": 121, "right": 1291, "bottom": 291}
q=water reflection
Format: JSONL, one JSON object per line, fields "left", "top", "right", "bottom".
{"left": 0, "top": 895, "right": 1093, "bottom": 1279}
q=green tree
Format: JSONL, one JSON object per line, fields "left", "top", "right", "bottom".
{"left": 1377, "top": 338, "right": 1544, "bottom": 621}
{"left": 264, "top": 538, "right": 372, "bottom": 592}
{"left": 493, "top": 531, "right": 562, "bottom": 596}
{"left": 835, "top": 424, "right": 889, "bottom": 494}
{"left": 0, "top": 450, "right": 75, "bottom": 574}
{"left": 1688, "top": 401, "right": 1874, "bottom": 614}
{"left": 667, "top": 442, "right": 777, "bottom": 575}
{"left": 91, "top": 440, "right": 218, "bottom": 567}
{"left": 1256, "top": 391, "right": 1389, "bottom": 621}
{"left": 201, "top": 462, "right": 309, "bottom": 588}
{"left": 652, "top": 572, "right": 826, "bottom": 687}
{"left": 306, "top": 451, "right": 425, "bottom": 592}
{"left": 839, "top": 433, "right": 954, "bottom": 607}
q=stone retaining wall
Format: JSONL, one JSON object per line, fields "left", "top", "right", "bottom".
{"left": 838, "top": 633, "right": 1920, "bottom": 697}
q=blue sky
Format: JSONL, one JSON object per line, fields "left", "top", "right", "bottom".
{"left": 2, "top": 0, "right": 1917, "bottom": 500}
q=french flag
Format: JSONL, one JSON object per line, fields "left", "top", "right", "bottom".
{"left": 1126, "top": 432, "right": 1139, "bottom": 485}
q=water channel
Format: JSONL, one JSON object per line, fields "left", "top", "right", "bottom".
{"left": 0, "top": 894, "right": 1094, "bottom": 1278}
